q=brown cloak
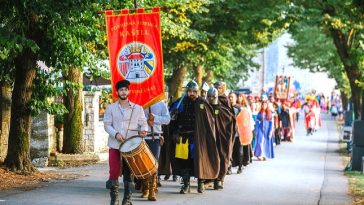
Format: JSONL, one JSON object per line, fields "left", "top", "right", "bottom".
{"left": 194, "top": 96, "right": 220, "bottom": 179}
{"left": 214, "top": 95, "right": 236, "bottom": 180}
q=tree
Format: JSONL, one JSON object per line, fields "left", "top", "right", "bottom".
{"left": 284, "top": 1, "right": 364, "bottom": 119}
{"left": 287, "top": 23, "right": 351, "bottom": 107}
{"left": 0, "top": 1, "right": 108, "bottom": 171}
{"left": 184, "top": 0, "right": 284, "bottom": 89}
{"left": 62, "top": 69, "right": 84, "bottom": 153}
{"left": 47, "top": 4, "right": 108, "bottom": 154}
{"left": 224, "top": 0, "right": 364, "bottom": 118}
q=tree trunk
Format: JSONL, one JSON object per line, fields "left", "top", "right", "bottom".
{"left": 167, "top": 66, "right": 187, "bottom": 102}
{"left": 195, "top": 65, "right": 204, "bottom": 87}
{"left": 348, "top": 77, "right": 361, "bottom": 119}
{"left": 62, "top": 68, "right": 84, "bottom": 154}
{"left": 4, "top": 49, "right": 37, "bottom": 172}
{"left": 203, "top": 69, "right": 214, "bottom": 85}
{"left": 0, "top": 82, "right": 12, "bottom": 163}
{"left": 329, "top": 27, "right": 362, "bottom": 119}
{"left": 340, "top": 91, "right": 348, "bottom": 111}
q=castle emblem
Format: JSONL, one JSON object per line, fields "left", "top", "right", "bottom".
{"left": 117, "top": 42, "right": 156, "bottom": 83}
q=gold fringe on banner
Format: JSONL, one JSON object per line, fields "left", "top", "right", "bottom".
{"left": 101, "top": 7, "right": 164, "bottom": 15}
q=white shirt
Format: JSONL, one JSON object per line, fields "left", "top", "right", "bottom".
{"left": 144, "top": 101, "right": 171, "bottom": 139}
{"left": 104, "top": 101, "right": 147, "bottom": 149}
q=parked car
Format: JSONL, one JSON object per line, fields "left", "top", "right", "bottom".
{"left": 235, "top": 88, "right": 252, "bottom": 95}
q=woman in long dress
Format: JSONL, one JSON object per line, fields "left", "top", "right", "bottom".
{"left": 254, "top": 100, "right": 275, "bottom": 160}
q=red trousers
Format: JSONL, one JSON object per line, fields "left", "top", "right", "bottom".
{"left": 109, "top": 148, "right": 122, "bottom": 180}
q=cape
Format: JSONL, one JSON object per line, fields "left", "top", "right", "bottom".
{"left": 194, "top": 96, "right": 220, "bottom": 179}
{"left": 214, "top": 95, "right": 236, "bottom": 179}
{"left": 168, "top": 96, "right": 220, "bottom": 179}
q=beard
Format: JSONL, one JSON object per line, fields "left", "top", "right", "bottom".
{"left": 118, "top": 94, "right": 128, "bottom": 100}
{"left": 188, "top": 95, "right": 197, "bottom": 101}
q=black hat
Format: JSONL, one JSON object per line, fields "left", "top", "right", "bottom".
{"left": 115, "top": 80, "right": 130, "bottom": 90}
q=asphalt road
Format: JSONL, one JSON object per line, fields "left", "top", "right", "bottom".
{"left": 0, "top": 113, "right": 352, "bottom": 205}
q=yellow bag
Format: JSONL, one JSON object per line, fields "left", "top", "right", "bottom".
{"left": 175, "top": 137, "right": 189, "bottom": 159}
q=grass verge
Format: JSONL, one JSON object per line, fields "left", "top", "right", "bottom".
{"left": 346, "top": 171, "right": 364, "bottom": 205}
{"left": 338, "top": 140, "right": 364, "bottom": 205}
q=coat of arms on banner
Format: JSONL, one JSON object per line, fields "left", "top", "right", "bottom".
{"left": 117, "top": 42, "right": 155, "bottom": 83}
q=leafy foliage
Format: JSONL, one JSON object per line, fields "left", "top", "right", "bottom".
{"left": 287, "top": 23, "right": 350, "bottom": 96}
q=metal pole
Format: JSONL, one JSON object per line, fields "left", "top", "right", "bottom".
{"left": 361, "top": 90, "right": 364, "bottom": 120}
{"left": 262, "top": 48, "right": 265, "bottom": 94}
{"left": 134, "top": 0, "right": 138, "bottom": 9}
{"left": 149, "top": 107, "right": 155, "bottom": 141}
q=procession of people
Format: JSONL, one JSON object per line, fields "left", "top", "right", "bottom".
{"left": 103, "top": 78, "right": 330, "bottom": 205}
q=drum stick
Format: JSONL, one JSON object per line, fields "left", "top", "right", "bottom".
{"left": 127, "top": 129, "right": 153, "bottom": 133}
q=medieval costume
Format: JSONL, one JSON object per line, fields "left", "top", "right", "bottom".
{"left": 209, "top": 85, "right": 235, "bottom": 189}
{"left": 104, "top": 80, "right": 148, "bottom": 205}
{"left": 312, "top": 100, "right": 322, "bottom": 131}
{"left": 303, "top": 99, "right": 315, "bottom": 135}
{"left": 273, "top": 102, "right": 282, "bottom": 145}
{"left": 170, "top": 80, "right": 219, "bottom": 194}
{"left": 139, "top": 101, "right": 171, "bottom": 201}
{"left": 230, "top": 92, "right": 255, "bottom": 173}
{"left": 158, "top": 124, "right": 172, "bottom": 177}
{"left": 250, "top": 102, "right": 259, "bottom": 151}
{"left": 254, "top": 101, "right": 275, "bottom": 160}
{"left": 279, "top": 102, "right": 292, "bottom": 141}
{"left": 233, "top": 105, "right": 255, "bottom": 170}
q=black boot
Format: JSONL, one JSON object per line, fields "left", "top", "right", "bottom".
{"left": 164, "top": 175, "right": 170, "bottom": 180}
{"left": 226, "top": 166, "right": 232, "bottom": 175}
{"left": 106, "top": 180, "right": 119, "bottom": 205}
{"left": 122, "top": 182, "right": 133, "bottom": 205}
{"left": 237, "top": 166, "right": 243, "bottom": 174}
{"left": 134, "top": 179, "right": 141, "bottom": 191}
{"left": 197, "top": 179, "right": 205, "bottom": 193}
{"left": 214, "top": 179, "right": 223, "bottom": 190}
{"left": 180, "top": 176, "right": 190, "bottom": 194}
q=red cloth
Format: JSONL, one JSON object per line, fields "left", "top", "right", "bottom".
{"left": 105, "top": 8, "right": 165, "bottom": 108}
{"left": 305, "top": 111, "right": 316, "bottom": 129}
{"left": 109, "top": 148, "right": 122, "bottom": 180}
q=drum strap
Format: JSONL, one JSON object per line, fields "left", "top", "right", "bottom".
{"left": 119, "top": 104, "right": 136, "bottom": 150}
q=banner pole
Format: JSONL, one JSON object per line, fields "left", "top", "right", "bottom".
{"left": 149, "top": 107, "right": 155, "bottom": 141}
{"left": 131, "top": 0, "right": 156, "bottom": 143}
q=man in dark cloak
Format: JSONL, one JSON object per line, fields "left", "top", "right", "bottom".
{"left": 211, "top": 82, "right": 236, "bottom": 189}
{"left": 169, "top": 80, "right": 219, "bottom": 194}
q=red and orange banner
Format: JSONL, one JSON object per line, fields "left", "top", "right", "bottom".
{"left": 105, "top": 8, "right": 164, "bottom": 108}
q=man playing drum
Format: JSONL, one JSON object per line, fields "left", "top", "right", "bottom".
{"left": 104, "top": 80, "right": 148, "bottom": 205}
{"left": 139, "top": 100, "right": 171, "bottom": 201}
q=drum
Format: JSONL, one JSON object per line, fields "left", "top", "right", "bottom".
{"left": 119, "top": 136, "right": 158, "bottom": 180}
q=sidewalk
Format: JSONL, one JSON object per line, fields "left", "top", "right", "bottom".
{"left": 319, "top": 115, "right": 352, "bottom": 205}
{"left": 0, "top": 114, "right": 353, "bottom": 205}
